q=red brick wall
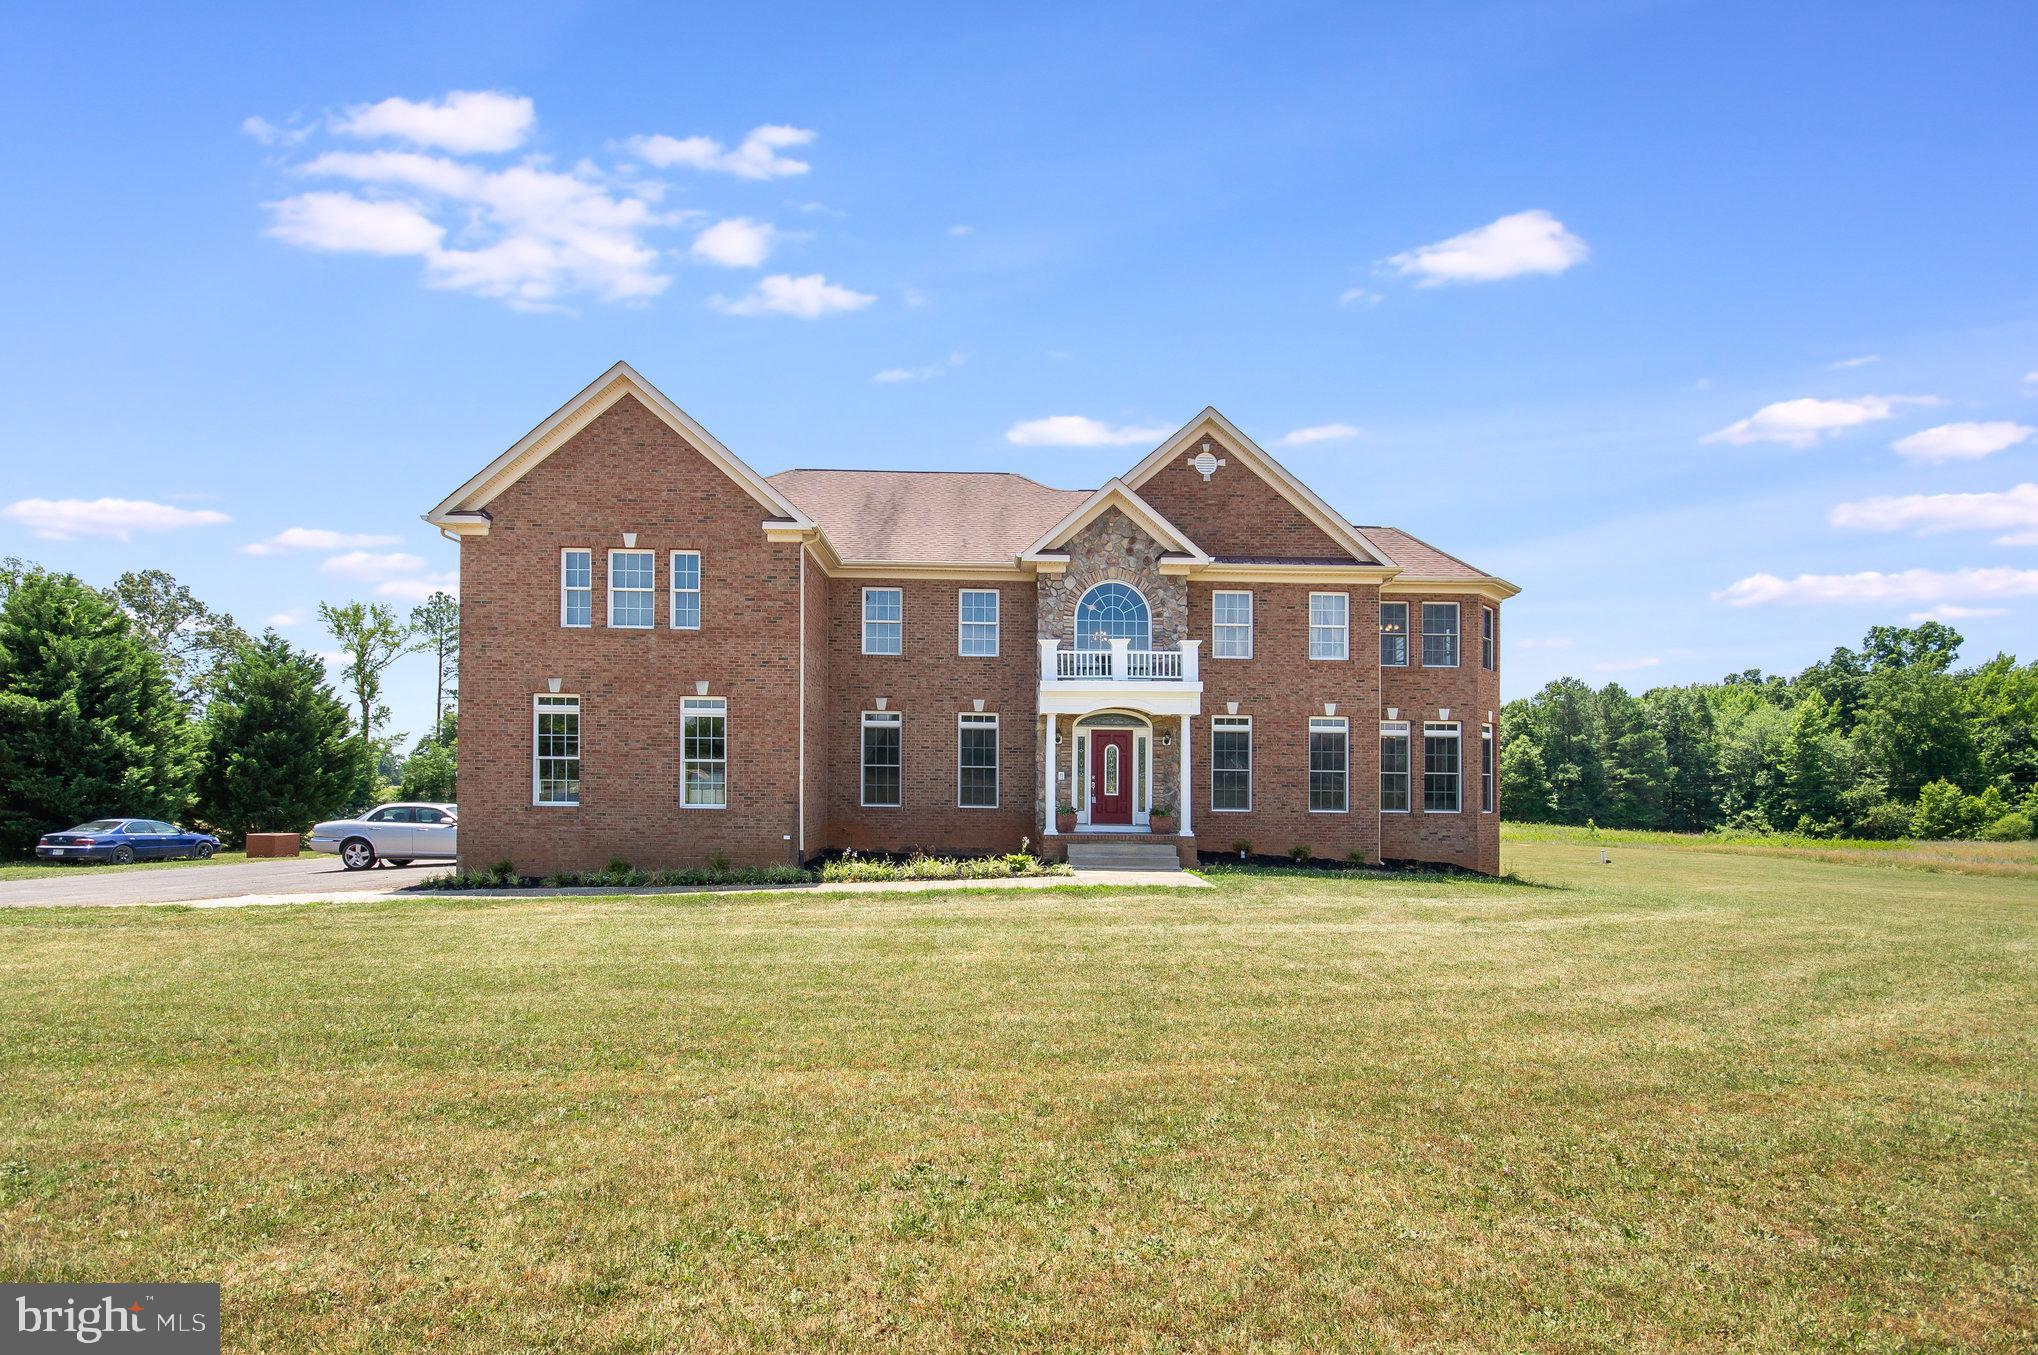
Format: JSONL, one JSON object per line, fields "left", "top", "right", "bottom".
{"left": 1378, "top": 593, "right": 1502, "bottom": 874}
{"left": 456, "top": 393, "right": 802, "bottom": 874}
{"left": 799, "top": 548, "right": 830, "bottom": 859}
{"left": 823, "top": 577, "right": 1042, "bottom": 856}
{"left": 1135, "top": 436, "right": 1354, "bottom": 561}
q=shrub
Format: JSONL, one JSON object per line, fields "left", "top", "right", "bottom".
{"left": 1910, "top": 779, "right": 1972, "bottom": 840}
{"left": 1287, "top": 845, "right": 1311, "bottom": 862}
{"left": 1851, "top": 798, "right": 1914, "bottom": 841}
{"left": 818, "top": 852, "right": 1070, "bottom": 884}
{"left": 1982, "top": 812, "right": 2033, "bottom": 842}
{"left": 1231, "top": 839, "right": 1252, "bottom": 857}
{"left": 707, "top": 852, "right": 731, "bottom": 874}
{"left": 1346, "top": 850, "right": 1366, "bottom": 866}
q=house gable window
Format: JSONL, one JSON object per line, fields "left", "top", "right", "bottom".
{"left": 1482, "top": 605, "right": 1495, "bottom": 670}
{"left": 862, "top": 588, "right": 902, "bottom": 655}
{"left": 1421, "top": 602, "right": 1459, "bottom": 668}
{"left": 608, "top": 549, "right": 655, "bottom": 629}
{"left": 1481, "top": 723, "right": 1495, "bottom": 813}
{"left": 1424, "top": 721, "right": 1461, "bottom": 812}
{"left": 1380, "top": 721, "right": 1410, "bottom": 812}
{"left": 681, "top": 696, "right": 726, "bottom": 808}
{"left": 1212, "top": 590, "right": 1253, "bottom": 659}
{"left": 958, "top": 590, "right": 999, "bottom": 657}
{"left": 861, "top": 710, "right": 902, "bottom": 807}
{"left": 1309, "top": 592, "right": 1349, "bottom": 660}
{"left": 533, "top": 695, "right": 581, "bottom": 806}
{"left": 1212, "top": 715, "right": 1252, "bottom": 811}
{"left": 958, "top": 712, "right": 999, "bottom": 807}
{"left": 561, "top": 549, "right": 593, "bottom": 628}
{"left": 1075, "top": 582, "right": 1150, "bottom": 651}
{"left": 1309, "top": 716, "right": 1349, "bottom": 813}
{"left": 1380, "top": 601, "right": 1408, "bottom": 666}
{"left": 671, "top": 551, "right": 702, "bottom": 630}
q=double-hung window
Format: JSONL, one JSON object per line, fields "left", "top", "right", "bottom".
{"left": 957, "top": 712, "right": 999, "bottom": 808}
{"left": 958, "top": 590, "right": 999, "bottom": 657}
{"left": 681, "top": 696, "right": 726, "bottom": 808}
{"left": 1424, "top": 721, "right": 1461, "bottom": 812}
{"left": 533, "top": 695, "right": 581, "bottom": 806}
{"left": 1308, "top": 592, "right": 1349, "bottom": 660}
{"left": 1212, "top": 590, "right": 1253, "bottom": 659}
{"left": 561, "top": 549, "right": 593, "bottom": 627}
{"left": 861, "top": 710, "right": 902, "bottom": 807}
{"left": 1308, "top": 716, "right": 1349, "bottom": 812}
{"left": 670, "top": 551, "right": 702, "bottom": 630}
{"left": 862, "top": 588, "right": 902, "bottom": 655}
{"left": 608, "top": 549, "right": 655, "bottom": 629}
{"left": 1481, "top": 606, "right": 1495, "bottom": 670}
{"left": 1212, "top": 715, "right": 1252, "bottom": 811}
{"left": 1421, "top": 602, "right": 1459, "bottom": 667}
{"left": 1481, "top": 723, "right": 1495, "bottom": 813}
{"left": 1380, "top": 601, "right": 1409, "bottom": 666}
{"left": 1380, "top": 721, "right": 1410, "bottom": 812}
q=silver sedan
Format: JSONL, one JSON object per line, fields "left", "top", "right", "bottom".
{"left": 308, "top": 803, "right": 458, "bottom": 870}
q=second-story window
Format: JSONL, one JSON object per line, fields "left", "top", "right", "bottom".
{"left": 608, "top": 549, "right": 655, "bottom": 629}
{"left": 561, "top": 549, "right": 592, "bottom": 628}
{"left": 958, "top": 589, "right": 999, "bottom": 656}
{"left": 1421, "top": 602, "right": 1459, "bottom": 667}
{"left": 1482, "top": 605, "right": 1495, "bottom": 670}
{"left": 1212, "top": 590, "right": 1253, "bottom": 659}
{"left": 1380, "top": 601, "right": 1409, "bottom": 666}
{"left": 861, "top": 710, "right": 902, "bottom": 806}
{"left": 1309, "top": 592, "right": 1349, "bottom": 660}
{"left": 863, "top": 588, "right": 902, "bottom": 654}
{"left": 671, "top": 551, "right": 701, "bottom": 630}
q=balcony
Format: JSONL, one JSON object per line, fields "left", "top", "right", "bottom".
{"left": 1037, "top": 638, "right": 1203, "bottom": 715}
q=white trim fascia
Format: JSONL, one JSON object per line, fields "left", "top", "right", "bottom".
{"left": 1018, "top": 478, "right": 1212, "bottom": 565}
{"left": 1192, "top": 561, "right": 1397, "bottom": 583}
{"left": 1119, "top": 409, "right": 1385, "bottom": 566}
{"left": 425, "top": 360, "right": 815, "bottom": 532}
{"left": 1381, "top": 575, "right": 1522, "bottom": 601}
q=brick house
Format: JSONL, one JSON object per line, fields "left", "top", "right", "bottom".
{"left": 425, "top": 362, "right": 1518, "bottom": 875}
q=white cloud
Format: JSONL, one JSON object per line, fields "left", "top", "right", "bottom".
{"left": 1702, "top": 394, "right": 1938, "bottom": 448}
{"left": 874, "top": 352, "right": 968, "bottom": 383}
{"left": 901, "top": 286, "right": 932, "bottom": 308}
{"left": 948, "top": 224, "right": 974, "bottom": 236}
{"left": 1828, "top": 354, "right": 1880, "bottom": 369}
{"left": 243, "top": 526, "right": 402, "bottom": 556}
{"left": 375, "top": 572, "right": 459, "bottom": 602}
{"left": 266, "top": 191, "right": 445, "bottom": 256}
{"left": 1909, "top": 604, "right": 2007, "bottom": 623}
{"left": 241, "top": 115, "right": 310, "bottom": 147}
{"left": 1385, "top": 209, "right": 1588, "bottom": 286}
{"left": 321, "top": 550, "right": 427, "bottom": 580}
{"left": 690, "top": 217, "right": 776, "bottom": 268}
{"left": 1, "top": 497, "right": 229, "bottom": 542}
{"left": 333, "top": 91, "right": 534, "bottom": 154}
{"left": 1515, "top": 636, "right": 1574, "bottom": 650}
{"left": 1592, "top": 656, "right": 1662, "bottom": 673}
{"left": 1277, "top": 423, "right": 1363, "bottom": 447}
{"left": 1338, "top": 286, "right": 1382, "bottom": 306}
{"left": 1005, "top": 416, "right": 1171, "bottom": 447}
{"left": 2024, "top": 371, "right": 2038, "bottom": 387}
{"left": 264, "top": 609, "right": 307, "bottom": 628}
{"left": 1830, "top": 483, "right": 2038, "bottom": 546}
{"left": 625, "top": 125, "right": 815, "bottom": 179}
{"left": 1891, "top": 420, "right": 2034, "bottom": 463}
{"left": 710, "top": 273, "right": 874, "bottom": 318}
{"left": 1715, "top": 566, "right": 2038, "bottom": 607}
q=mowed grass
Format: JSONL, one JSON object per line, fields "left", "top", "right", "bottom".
{"left": 0, "top": 850, "right": 253, "bottom": 882}
{"left": 1504, "top": 821, "right": 2038, "bottom": 880}
{"left": 1, "top": 843, "right": 2033, "bottom": 1352}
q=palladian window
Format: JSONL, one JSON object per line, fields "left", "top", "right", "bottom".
{"left": 1074, "top": 582, "right": 1151, "bottom": 651}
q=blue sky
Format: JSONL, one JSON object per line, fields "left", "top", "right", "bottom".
{"left": 3, "top": 1, "right": 2035, "bottom": 746}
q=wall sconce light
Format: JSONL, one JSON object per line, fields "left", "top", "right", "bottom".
{"left": 1160, "top": 731, "right": 1173, "bottom": 747}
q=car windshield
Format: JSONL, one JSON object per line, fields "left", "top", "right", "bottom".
{"left": 68, "top": 820, "right": 126, "bottom": 833}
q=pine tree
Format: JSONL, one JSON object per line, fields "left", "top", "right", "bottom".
{"left": 196, "top": 633, "right": 356, "bottom": 842}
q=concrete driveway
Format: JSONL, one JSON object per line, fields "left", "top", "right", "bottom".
{"left": 0, "top": 857, "right": 442, "bottom": 908}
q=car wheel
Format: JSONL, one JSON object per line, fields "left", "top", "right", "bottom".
{"left": 340, "top": 838, "right": 376, "bottom": 871}
{"left": 195, "top": 843, "right": 215, "bottom": 860}
{"left": 112, "top": 844, "right": 135, "bottom": 865}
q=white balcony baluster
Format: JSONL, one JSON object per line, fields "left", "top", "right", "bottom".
{"left": 1042, "top": 641, "right": 1195, "bottom": 682}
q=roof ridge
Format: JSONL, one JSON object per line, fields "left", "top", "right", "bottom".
{"left": 771, "top": 467, "right": 1090, "bottom": 491}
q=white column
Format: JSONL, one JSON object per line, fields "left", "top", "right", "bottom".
{"left": 1180, "top": 638, "right": 1201, "bottom": 684}
{"left": 1107, "top": 635, "right": 1130, "bottom": 680}
{"left": 1043, "top": 714, "right": 1059, "bottom": 836}
{"left": 1178, "top": 714, "right": 1194, "bottom": 837}
{"left": 1038, "top": 637, "right": 1060, "bottom": 682}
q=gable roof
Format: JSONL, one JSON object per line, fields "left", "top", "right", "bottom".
{"left": 424, "top": 361, "right": 812, "bottom": 536}
{"left": 1018, "top": 478, "right": 1212, "bottom": 565}
{"left": 768, "top": 469, "right": 1086, "bottom": 565}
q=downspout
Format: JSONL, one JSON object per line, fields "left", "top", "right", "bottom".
{"left": 796, "top": 544, "right": 806, "bottom": 865}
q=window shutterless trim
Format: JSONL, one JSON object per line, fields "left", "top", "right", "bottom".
{"left": 532, "top": 693, "right": 581, "bottom": 807}
{"left": 607, "top": 548, "right": 656, "bottom": 629}
{"left": 957, "top": 588, "right": 999, "bottom": 658}
{"left": 1211, "top": 589, "right": 1253, "bottom": 659}
{"left": 670, "top": 550, "right": 702, "bottom": 630}
{"left": 1308, "top": 591, "right": 1349, "bottom": 661}
{"left": 1379, "top": 600, "right": 1409, "bottom": 667}
{"left": 862, "top": 586, "right": 903, "bottom": 656}
{"left": 680, "top": 695, "right": 727, "bottom": 809}
{"left": 957, "top": 711, "right": 999, "bottom": 809}
{"left": 860, "top": 709, "right": 903, "bottom": 807}
{"left": 1481, "top": 723, "right": 1495, "bottom": 813}
{"left": 1481, "top": 605, "right": 1495, "bottom": 671}
{"left": 560, "top": 548, "right": 593, "bottom": 628}
{"left": 1211, "top": 714, "right": 1252, "bottom": 813}
{"left": 1423, "top": 720, "right": 1462, "bottom": 813}
{"left": 1380, "top": 720, "right": 1411, "bottom": 814}
{"left": 1308, "top": 715, "right": 1349, "bottom": 813}
{"left": 1421, "top": 601, "right": 1460, "bottom": 668}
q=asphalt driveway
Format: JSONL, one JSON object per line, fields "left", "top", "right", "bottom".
{"left": 0, "top": 857, "right": 442, "bottom": 908}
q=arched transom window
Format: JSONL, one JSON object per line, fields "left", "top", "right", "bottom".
{"left": 1074, "top": 582, "right": 1151, "bottom": 651}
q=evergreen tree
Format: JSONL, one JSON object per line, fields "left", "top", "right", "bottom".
{"left": 0, "top": 570, "right": 196, "bottom": 855}
{"left": 398, "top": 711, "right": 458, "bottom": 802}
{"left": 196, "top": 633, "right": 356, "bottom": 842}
{"left": 1595, "top": 684, "right": 1670, "bottom": 826}
{"left": 1642, "top": 686, "right": 1719, "bottom": 830}
{"left": 1497, "top": 733, "right": 1555, "bottom": 821}
{"left": 1777, "top": 691, "right": 1847, "bottom": 832}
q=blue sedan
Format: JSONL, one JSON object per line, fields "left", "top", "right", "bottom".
{"left": 35, "top": 819, "right": 221, "bottom": 865}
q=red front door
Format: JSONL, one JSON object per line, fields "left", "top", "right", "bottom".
{"left": 1090, "top": 730, "right": 1133, "bottom": 825}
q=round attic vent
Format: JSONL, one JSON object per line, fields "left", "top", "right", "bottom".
{"left": 1187, "top": 446, "right": 1226, "bottom": 481}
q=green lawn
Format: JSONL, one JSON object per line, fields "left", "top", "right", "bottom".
{"left": 0, "top": 850, "right": 254, "bottom": 881}
{"left": 1, "top": 840, "right": 2032, "bottom": 1351}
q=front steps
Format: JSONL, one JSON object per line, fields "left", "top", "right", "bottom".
{"left": 1064, "top": 841, "right": 1187, "bottom": 872}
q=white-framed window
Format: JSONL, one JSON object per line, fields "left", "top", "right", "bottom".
{"left": 957, "top": 712, "right": 999, "bottom": 807}
{"left": 1380, "top": 721, "right": 1410, "bottom": 813}
{"left": 561, "top": 549, "right": 593, "bottom": 628}
{"left": 670, "top": 551, "right": 702, "bottom": 630}
{"left": 681, "top": 696, "right": 726, "bottom": 808}
{"left": 958, "top": 589, "right": 999, "bottom": 657}
{"left": 1481, "top": 723, "right": 1495, "bottom": 813}
{"left": 862, "top": 587, "right": 902, "bottom": 655}
{"left": 1309, "top": 716, "right": 1349, "bottom": 813}
{"left": 1424, "top": 721, "right": 1461, "bottom": 812}
{"left": 1380, "top": 600, "right": 1409, "bottom": 667}
{"left": 1212, "top": 590, "right": 1253, "bottom": 659}
{"left": 861, "top": 710, "right": 902, "bottom": 807}
{"left": 533, "top": 694, "right": 581, "bottom": 806}
{"left": 1309, "top": 592, "right": 1349, "bottom": 660}
{"left": 1482, "top": 606, "right": 1495, "bottom": 671}
{"left": 1421, "top": 602, "right": 1459, "bottom": 667}
{"left": 1212, "top": 715, "right": 1252, "bottom": 812}
{"left": 608, "top": 549, "right": 655, "bottom": 629}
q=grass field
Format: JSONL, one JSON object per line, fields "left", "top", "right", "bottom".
{"left": 1503, "top": 821, "right": 2038, "bottom": 879}
{"left": 0, "top": 850, "right": 254, "bottom": 882}
{"left": 1, "top": 839, "right": 2032, "bottom": 1351}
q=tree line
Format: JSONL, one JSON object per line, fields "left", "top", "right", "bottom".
{"left": 0, "top": 558, "right": 458, "bottom": 856}
{"left": 1501, "top": 622, "right": 2038, "bottom": 841}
